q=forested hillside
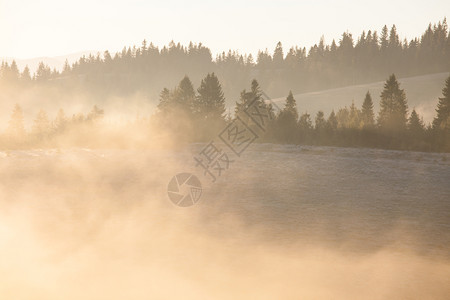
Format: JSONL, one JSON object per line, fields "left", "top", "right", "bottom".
{"left": 1, "top": 19, "right": 449, "bottom": 104}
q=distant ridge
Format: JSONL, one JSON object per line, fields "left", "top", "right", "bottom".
{"left": 1, "top": 50, "right": 96, "bottom": 72}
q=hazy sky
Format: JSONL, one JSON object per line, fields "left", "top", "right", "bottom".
{"left": 1, "top": 0, "right": 449, "bottom": 59}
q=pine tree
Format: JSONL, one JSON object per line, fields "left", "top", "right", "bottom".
{"left": 174, "top": 75, "right": 196, "bottom": 114}
{"left": 7, "top": 104, "right": 26, "bottom": 138}
{"left": 157, "top": 88, "right": 172, "bottom": 113}
{"left": 249, "top": 79, "right": 263, "bottom": 104}
{"left": 298, "top": 112, "right": 313, "bottom": 143}
{"left": 326, "top": 110, "right": 338, "bottom": 131}
{"left": 388, "top": 25, "right": 400, "bottom": 49}
{"left": 276, "top": 91, "right": 299, "bottom": 143}
{"left": 32, "top": 110, "right": 51, "bottom": 138}
{"left": 235, "top": 79, "right": 263, "bottom": 118}
{"left": 196, "top": 73, "right": 226, "bottom": 121}
{"left": 273, "top": 42, "right": 284, "bottom": 67}
{"left": 361, "top": 91, "right": 375, "bottom": 127}
{"left": 36, "top": 62, "right": 51, "bottom": 81}
{"left": 378, "top": 74, "right": 408, "bottom": 131}
{"left": 315, "top": 111, "right": 326, "bottom": 130}
{"left": 298, "top": 113, "right": 312, "bottom": 130}
{"left": 408, "top": 109, "right": 424, "bottom": 133}
{"left": 380, "top": 25, "right": 389, "bottom": 51}
{"left": 21, "top": 66, "right": 32, "bottom": 82}
{"left": 283, "top": 91, "right": 298, "bottom": 120}
{"left": 9, "top": 60, "right": 20, "bottom": 80}
{"left": 432, "top": 75, "right": 450, "bottom": 130}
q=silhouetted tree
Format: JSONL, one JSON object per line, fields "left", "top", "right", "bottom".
{"left": 9, "top": 60, "right": 20, "bottom": 81}
{"left": 196, "top": 73, "right": 226, "bottom": 121}
{"left": 273, "top": 42, "right": 284, "bottom": 68}
{"left": 433, "top": 75, "right": 450, "bottom": 130}
{"left": 174, "top": 75, "right": 196, "bottom": 115}
{"left": 235, "top": 79, "right": 263, "bottom": 118}
{"left": 284, "top": 91, "right": 298, "bottom": 120}
{"left": 378, "top": 74, "right": 408, "bottom": 131}
{"left": 408, "top": 109, "right": 425, "bottom": 133}
{"left": 21, "top": 66, "right": 32, "bottom": 82}
{"left": 298, "top": 112, "right": 313, "bottom": 143}
{"left": 35, "top": 62, "right": 51, "bottom": 81}
{"left": 361, "top": 91, "right": 375, "bottom": 127}
{"left": 315, "top": 111, "right": 326, "bottom": 130}
{"left": 326, "top": 110, "right": 338, "bottom": 131}
{"left": 276, "top": 91, "right": 298, "bottom": 143}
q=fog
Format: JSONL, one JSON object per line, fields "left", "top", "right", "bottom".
{"left": 0, "top": 83, "right": 156, "bottom": 131}
{"left": 1, "top": 13, "right": 450, "bottom": 299}
{"left": 1, "top": 144, "right": 449, "bottom": 299}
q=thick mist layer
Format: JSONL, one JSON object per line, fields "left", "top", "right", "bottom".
{"left": 1, "top": 146, "right": 449, "bottom": 299}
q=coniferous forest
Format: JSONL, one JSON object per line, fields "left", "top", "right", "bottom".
{"left": 1, "top": 19, "right": 449, "bottom": 152}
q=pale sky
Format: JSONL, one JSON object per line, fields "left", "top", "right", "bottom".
{"left": 1, "top": 0, "right": 449, "bottom": 59}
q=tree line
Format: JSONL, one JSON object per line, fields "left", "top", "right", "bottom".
{"left": 154, "top": 72, "right": 450, "bottom": 152}
{"left": 3, "top": 72, "right": 448, "bottom": 152}
{"left": 1, "top": 105, "right": 105, "bottom": 148}
{"left": 1, "top": 19, "right": 449, "bottom": 104}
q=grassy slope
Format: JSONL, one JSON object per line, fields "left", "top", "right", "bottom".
{"left": 272, "top": 72, "right": 450, "bottom": 124}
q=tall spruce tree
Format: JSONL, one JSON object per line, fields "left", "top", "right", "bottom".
{"left": 380, "top": 25, "right": 389, "bottom": 51}
{"left": 377, "top": 74, "right": 408, "bottom": 131}
{"left": 361, "top": 91, "right": 375, "bottom": 127}
{"left": 196, "top": 73, "right": 226, "bottom": 121}
{"left": 174, "top": 75, "right": 196, "bottom": 115}
{"left": 276, "top": 91, "right": 299, "bottom": 143}
{"left": 432, "top": 75, "right": 450, "bottom": 130}
{"left": 273, "top": 42, "right": 284, "bottom": 67}
{"left": 283, "top": 91, "right": 298, "bottom": 120}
